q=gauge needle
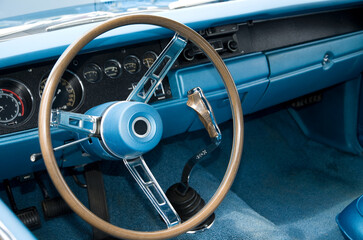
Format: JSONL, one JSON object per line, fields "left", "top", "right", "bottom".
{"left": 52, "top": 89, "right": 61, "bottom": 102}
{"left": 146, "top": 60, "right": 152, "bottom": 68}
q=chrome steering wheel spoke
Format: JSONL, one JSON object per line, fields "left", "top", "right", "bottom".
{"left": 123, "top": 156, "right": 181, "bottom": 228}
{"left": 50, "top": 109, "right": 100, "bottom": 136}
{"left": 126, "top": 33, "right": 187, "bottom": 103}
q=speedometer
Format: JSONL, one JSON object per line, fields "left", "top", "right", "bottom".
{"left": 39, "top": 70, "right": 84, "bottom": 112}
{"left": 0, "top": 79, "right": 34, "bottom": 127}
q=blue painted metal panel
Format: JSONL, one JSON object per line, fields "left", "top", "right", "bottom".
{"left": 175, "top": 53, "right": 268, "bottom": 97}
{"left": 187, "top": 80, "right": 268, "bottom": 132}
{"left": 1, "top": 0, "right": 362, "bottom": 69}
{"left": 254, "top": 31, "right": 363, "bottom": 112}
{"left": 0, "top": 129, "right": 75, "bottom": 181}
{"left": 158, "top": 53, "right": 269, "bottom": 135}
{"left": 0, "top": 198, "right": 36, "bottom": 240}
{"left": 267, "top": 32, "right": 363, "bottom": 78}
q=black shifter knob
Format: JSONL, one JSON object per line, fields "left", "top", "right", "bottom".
{"left": 166, "top": 183, "right": 215, "bottom": 232}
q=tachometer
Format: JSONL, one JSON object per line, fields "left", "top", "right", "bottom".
{"left": 0, "top": 79, "right": 34, "bottom": 127}
{"left": 39, "top": 70, "right": 84, "bottom": 112}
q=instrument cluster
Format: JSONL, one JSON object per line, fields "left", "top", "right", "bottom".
{"left": 0, "top": 41, "right": 173, "bottom": 135}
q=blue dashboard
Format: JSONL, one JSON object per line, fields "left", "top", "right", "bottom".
{"left": 1, "top": 1, "right": 363, "bottom": 239}
{"left": 1, "top": 0, "right": 363, "bottom": 180}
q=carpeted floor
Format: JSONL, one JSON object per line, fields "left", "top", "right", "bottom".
{"left": 201, "top": 108, "right": 363, "bottom": 240}
{"left": 1, "top": 107, "right": 363, "bottom": 239}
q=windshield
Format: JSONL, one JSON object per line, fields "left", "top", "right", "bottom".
{"left": 0, "top": 0, "right": 226, "bottom": 40}
{"left": 0, "top": 0, "right": 170, "bottom": 29}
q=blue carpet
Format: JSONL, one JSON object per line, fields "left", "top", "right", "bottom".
{"left": 202, "top": 108, "right": 363, "bottom": 240}
{"left": 1, "top": 107, "right": 363, "bottom": 239}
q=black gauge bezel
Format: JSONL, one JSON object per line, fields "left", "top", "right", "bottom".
{"left": 39, "top": 70, "right": 85, "bottom": 112}
{"left": 123, "top": 55, "right": 141, "bottom": 74}
{"left": 142, "top": 51, "right": 158, "bottom": 69}
{"left": 83, "top": 63, "right": 103, "bottom": 83}
{"left": 104, "top": 59, "right": 122, "bottom": 79}
{"left": 0, "top": 78, "right": 35, "bottom": 128}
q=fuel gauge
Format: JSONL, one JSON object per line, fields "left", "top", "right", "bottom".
{"left": 123, "top": 55, "right": 140, "bottom": 74}
{"left": 83, "top": 63, "right": 102, "bottom": 83}
{"left": 104, "top": 59, "right": 122, "bottom": 79}
{"left": 142, "top": 51, "right": 158, "bottom": 69}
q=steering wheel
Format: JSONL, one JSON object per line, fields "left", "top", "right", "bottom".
{"left": 38, "top": 15, "right": 244, "bottom": 239}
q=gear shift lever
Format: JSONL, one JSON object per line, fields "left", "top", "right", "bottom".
{"left": 166, "top": 87, "right": 221, "bottom": 232}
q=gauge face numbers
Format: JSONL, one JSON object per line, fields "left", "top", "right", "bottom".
{"left": 142, "top": 51, "right": 158, "bottom": 69}
{"left": 83, "top": 63, "right": 102, "bottom": 83}
{"left": 124, "top": 55, "right": 141, "bottom": 74}
{"left": 0, "top": 79, "right": 33, "bottom": 127}
{"left": 39, "top": 71, "right": 84, "bottom": 112}
{"left": 0, "top": 90, "right": 20, "bottom": 123}
{"left": 104, "top": 59, "right": 122, "bottom": 79}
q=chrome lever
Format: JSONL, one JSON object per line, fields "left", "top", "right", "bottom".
{"left": 30, "top": 137, "right": 90, "bottom": 162}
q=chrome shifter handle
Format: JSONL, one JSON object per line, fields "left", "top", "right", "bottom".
{"left": 177, "top": 87, "right": 222, "bottom": 190}
{"left": 187, "top": 87, "right": 222, "bottom": 143}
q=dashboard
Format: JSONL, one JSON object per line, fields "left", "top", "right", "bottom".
{"left": 0, "top": 41, "right": 172, "bottom": 135}
{"left": 0, "top": 1, "right": 363, "bottom": 181}
{"left": 1, "top": 7, "right": 362, "bottom": 136}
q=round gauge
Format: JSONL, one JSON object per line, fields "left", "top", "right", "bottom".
{"left": 39, "top": 70, "right": 84, "bottom": 112}
{"left": 104, "top": 59, "right": 122, "bottom": 79}
{"left": 142, "top": 51, "right": 158, "bottom": 69}
{"left": 0, "top": 90, "right": 20, "bottom": 123}
{"left": 83, "top": 63, "right": 102, "bottom": 83}
{"left": 123, "top": 55, "right": 141, "bottom": 74}
{"left": 0, "top": 79, "right": 34, "bottom": 127}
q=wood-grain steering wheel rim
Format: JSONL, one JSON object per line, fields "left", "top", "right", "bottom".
{"left": 39, "top": 15, "right": 244, "bottom": 240}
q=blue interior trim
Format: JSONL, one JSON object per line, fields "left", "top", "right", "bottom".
{"left": 0, "top": 129, "right": 74, "bottom": 180}
{"left": 267, "top": 31, "right": 363, "bottom": 78}
{"left": 289, "top": 76, "right": 363, "bottom": 155}
{"left": 254, "top": 31, "right": 363, "bottom": 111}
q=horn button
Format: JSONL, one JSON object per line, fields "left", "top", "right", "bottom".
{"left": 82, "top": 101, "right": 163, "bottom": 160}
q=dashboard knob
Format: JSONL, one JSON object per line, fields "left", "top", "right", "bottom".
{"left": 183, "top": 48, "right": 195, "bottom": 61}
{"left": 227, "top": 40, "right": 238, "bottom": 52}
